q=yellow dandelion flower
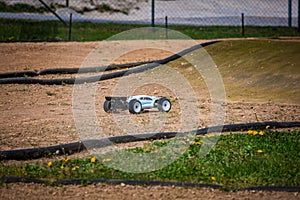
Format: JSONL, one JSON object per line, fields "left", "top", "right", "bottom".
{"left": 257, "top": 149, "right": 263, "bottom": 153}
{"left": 102, "top": 158, "right": 111, "bottom": 163}
{"left": 47, "top": 161, "right": 52, "bottom": 167}
{"left": 91, "top": 157, "right": 97, "bottom": 163}
{"left": 259, "top": 131, "right": 264, "bottom": 136}
{"left": 266, "top": 125, "right": 270, "bottom": 129}
{"left": 252, "top": 130, "right": 258, "bottom": 135}
{"left": 211, "top": 176, "right": 216, "bottom": 181}
{"left": 65, "top": 157, "right": 71, "bottom": 162}
{"left": 247, "top": 130, "right": 253, "bottom": 135}
{"left": 195, "top": 141, "right": 202, "bottom": 145}
{"left": 207, "top": 133, "right": 215, "bottom": 138}
{"left": 72, "top": 165, "right": 79, "bottom": 171}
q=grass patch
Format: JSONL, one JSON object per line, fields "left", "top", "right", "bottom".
{"left": 0, "top": 19, "right": 62, "bottom": 41}
{"left": 165, "top": 40, "right": 299, "bottom": 104}
{"left": 170, "top": 25, "right": 300, "bottom": 39}
{"left": 1, "top": 130, "right": 299, "bottom": 189}
{"left": 0, "top": 18, "right": 299, "bottom": 41}
{"left": 205, "top": 40, "right": 300, "bottom": 104}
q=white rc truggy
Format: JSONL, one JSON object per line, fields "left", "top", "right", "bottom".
{"left": 103, "top": 95, "right": 171, "bottom": 114}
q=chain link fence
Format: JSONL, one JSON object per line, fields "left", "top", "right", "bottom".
{"left": 0, "top": 0, "right": 299, "bottom": 41}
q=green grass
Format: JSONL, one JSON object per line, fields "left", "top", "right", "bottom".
{"left": 1, "top": 130, "right": 299, "bottom": 189}
{"left": 0, "top": 18, "right": 299, "bottom": 41}
{"left": 165, "top": 40, "right": 300, "bottom": 104}
{"left": 204, "top": 40, "right": 300, "bottom": 104}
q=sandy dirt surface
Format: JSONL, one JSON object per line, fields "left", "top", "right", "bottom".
{"left": 1, "top": 183, "right": 299, "bottom": 200}
{"left": 0, "top": 40, "right": 299, "bottom": 199}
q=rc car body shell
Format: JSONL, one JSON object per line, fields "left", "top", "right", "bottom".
{"left": 103, "top": 95, "right": 171, "bottom": 114}
{"left": 127, "top": 95, "right": 159, "bottom": 109}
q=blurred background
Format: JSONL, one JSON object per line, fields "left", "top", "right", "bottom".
{"left": 0, "top": 0, "right": 299, "bottom": 41}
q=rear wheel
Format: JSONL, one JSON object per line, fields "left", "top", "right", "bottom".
{"left": 103, "top": 100, "right": 111, "bottom": 113}
{"left": 129, "top": 99, "right": 142, "bottom": 114}
{"left": 157, "top": 97, "right": 171, "bottom": 112}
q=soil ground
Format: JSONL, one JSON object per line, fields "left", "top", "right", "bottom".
{"left": 0, "top": 40, "right": 299, "bottom": 199}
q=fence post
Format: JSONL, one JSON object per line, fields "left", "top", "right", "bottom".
{"left": 298, "top": 0, "right": 300, "bottom": 31}
{"left": 241, "top": 13, "right": 245, "bottom": 36}
{"left": 68, "top": 13, "right": 72, "bottom": 41}
{"left": 151, "top": 0, "right": 155, "bottom": 28}
{"left": 165, "top": 16, "right": 168, "bottom": 39}
{"left": 288, "top": 0, "right": 292, "bottom": 27}
{"left": 66, "top": 0, "right": 69, "bottom": 7}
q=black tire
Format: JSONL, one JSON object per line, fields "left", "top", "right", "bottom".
{"left": 103, "top": 100, "right": 111, "bottom": 113}
{"left": 129, "top": 99, "right": 142, "bottom": 114}
{"left": 157, "top": 97, "right": 171, "bottom": 112}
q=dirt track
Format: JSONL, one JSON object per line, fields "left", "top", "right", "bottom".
{"left": 0, "top": 41, "right": 299, "bottom": 199}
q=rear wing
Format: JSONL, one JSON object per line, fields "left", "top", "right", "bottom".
{"left": 104, "top": 96, "right": 128, "bottom": 111}
{"left": 105, "top": 96, "right": 127, "bottom": 101}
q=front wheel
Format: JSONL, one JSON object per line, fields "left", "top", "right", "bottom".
{"left": 129, "top": 99, "right": 142, "bottom": 114}
{"left": 157, "top": 97, "right": 171, "bottom": 112}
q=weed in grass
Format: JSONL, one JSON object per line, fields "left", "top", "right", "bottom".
{"left": 1, "top": 130, "right": 299, "bottom": 188}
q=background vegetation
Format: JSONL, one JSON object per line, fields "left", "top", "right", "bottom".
{"left": 1, "top": 18, "right": 299, "bottom": 41}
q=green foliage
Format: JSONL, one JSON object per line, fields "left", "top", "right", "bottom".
{"left": 0, "top": 18, "right": 299, "bottom": 41}
{"left": 1, "top": 130, "right": 299, "bottom": 189}
{"left": 0, "top": 2, "right": 48, "bottom": 13}
{"left": 96, "top": 4, "right": 129, "bottom": 15}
